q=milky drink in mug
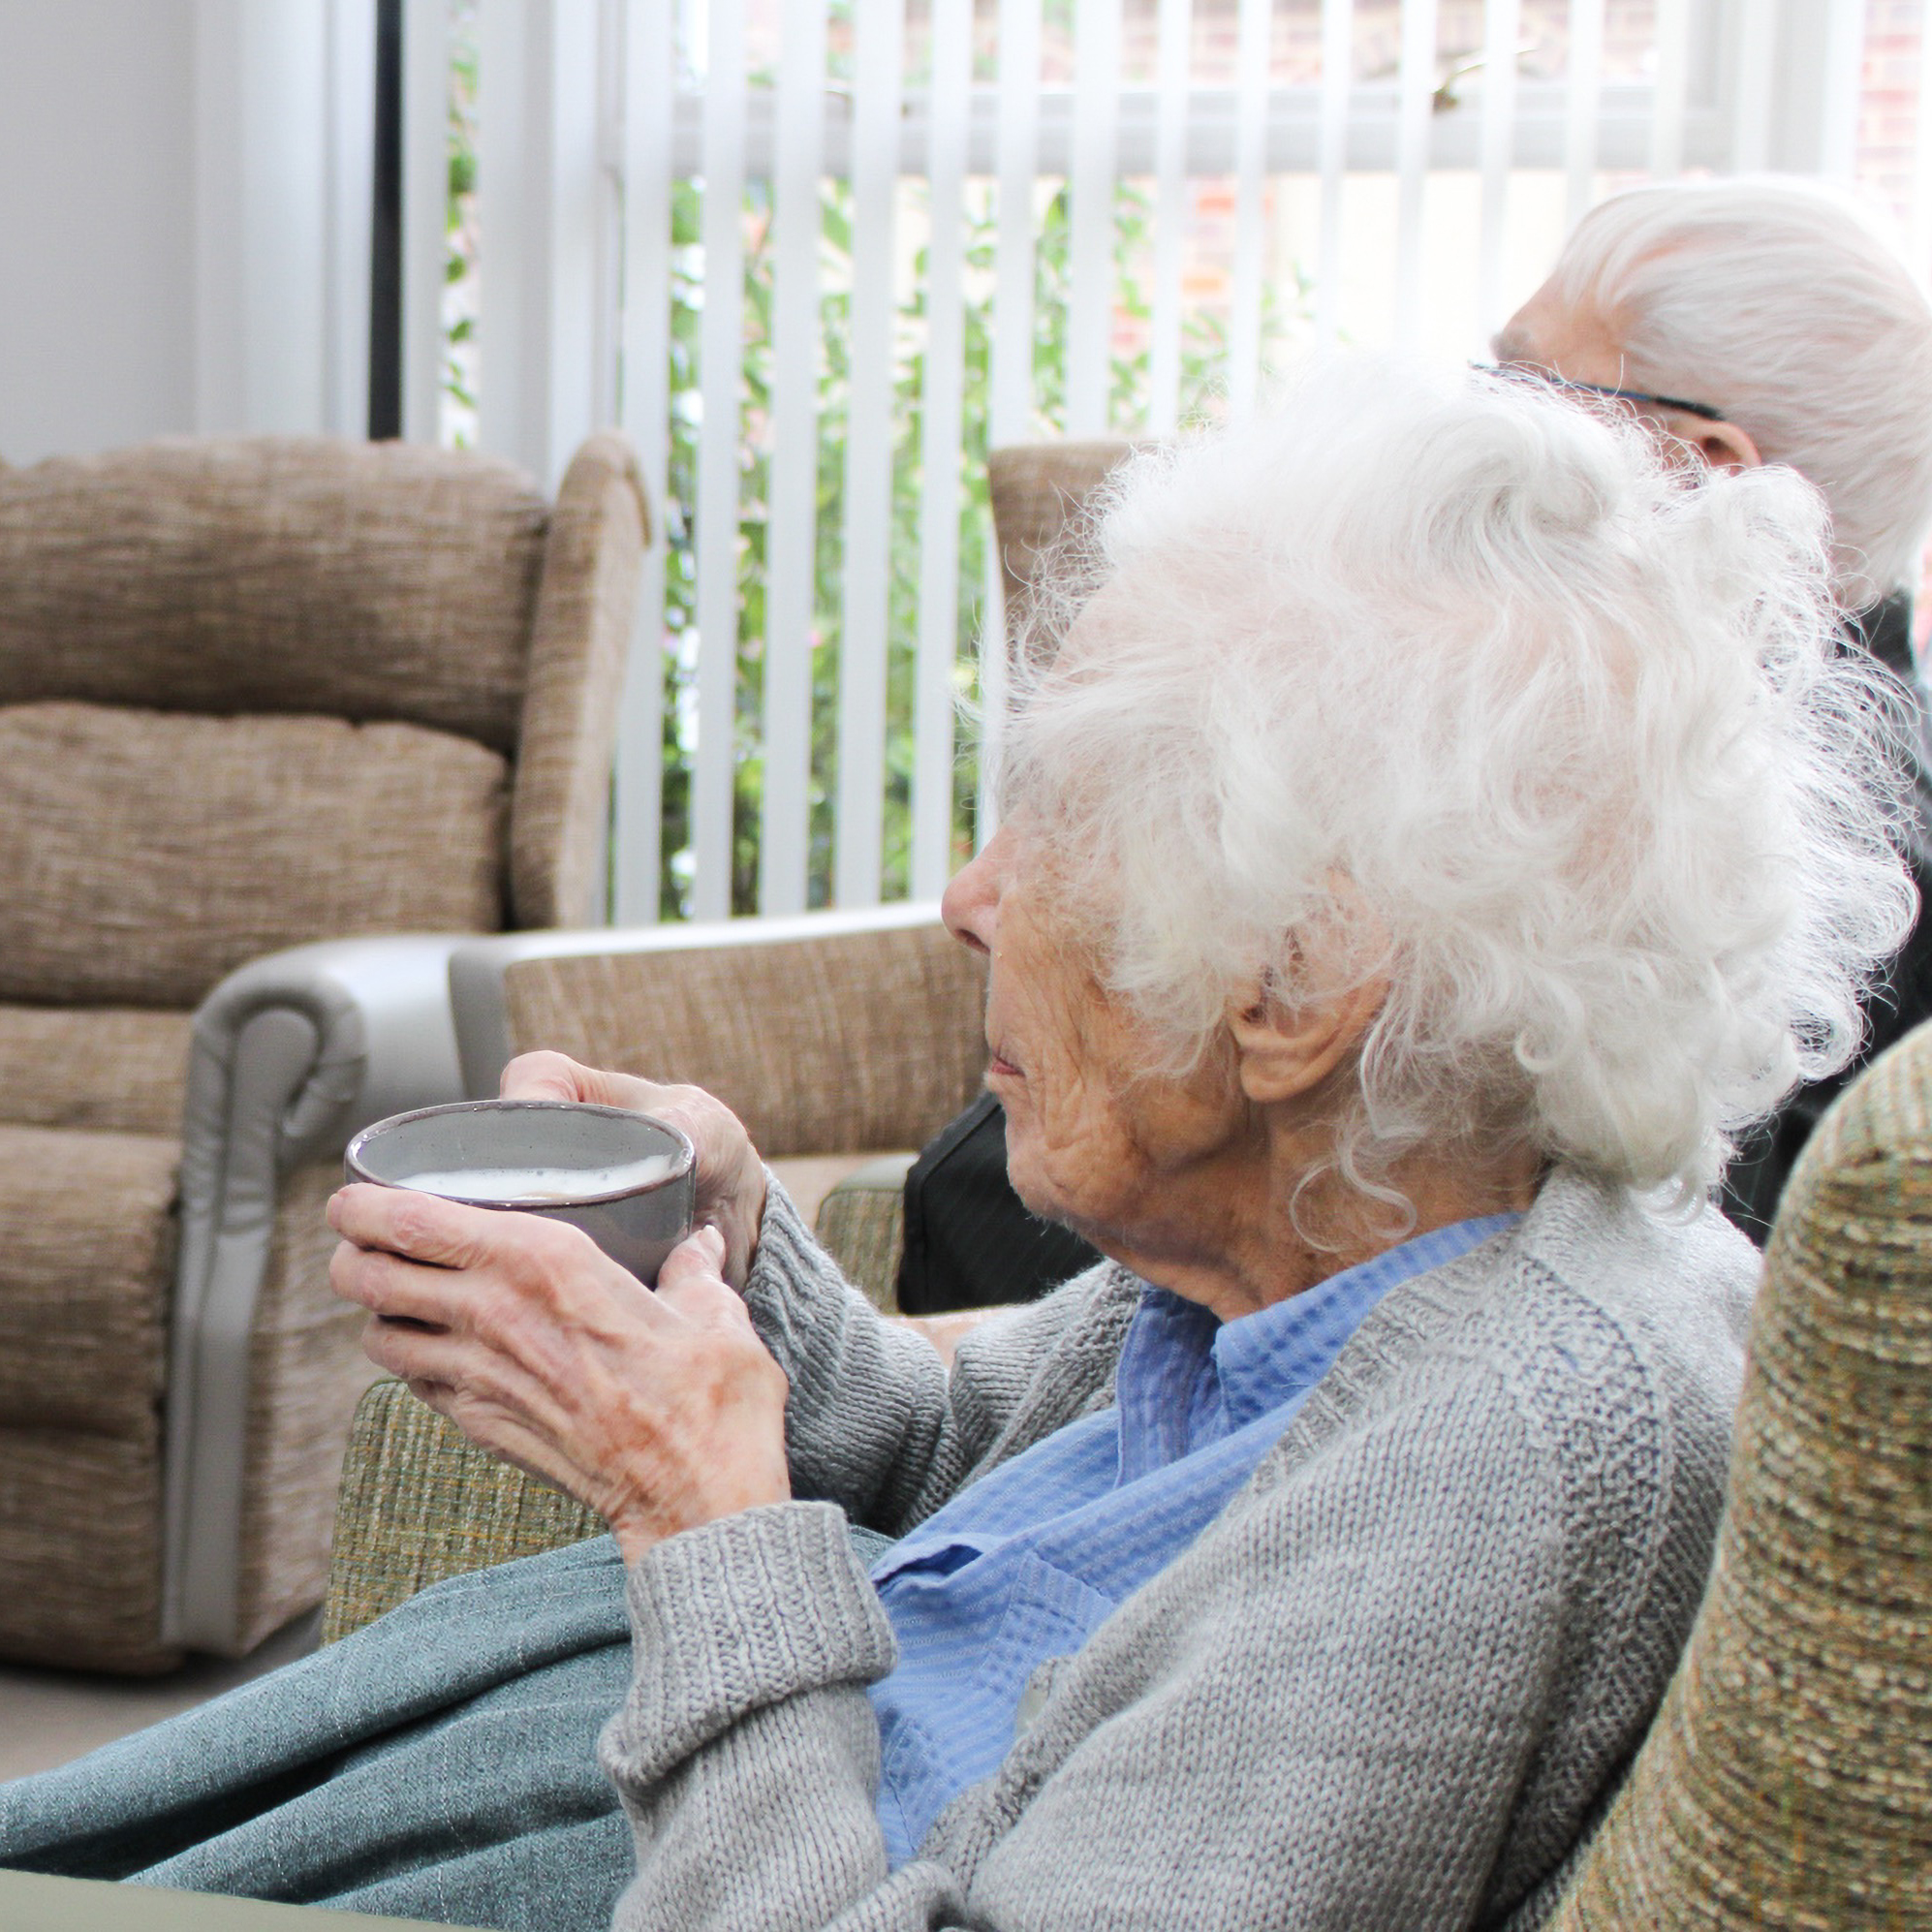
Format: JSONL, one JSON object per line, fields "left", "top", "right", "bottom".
{"left": 345, "top": 1100, "right": 697, "bottom": 1285}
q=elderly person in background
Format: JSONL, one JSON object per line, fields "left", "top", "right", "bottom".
{"left": 0, "top": 357, "right": 1912, "bottom": 1930}
{"left": 1492, "top": 174, "right": 1932, "bottom": 1239}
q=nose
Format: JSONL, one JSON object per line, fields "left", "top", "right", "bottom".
{"left": 942, "top": 826, "right": 1010, "bottom": 957}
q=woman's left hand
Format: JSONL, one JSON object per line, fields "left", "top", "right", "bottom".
{"left": 327, "top": 1185, "right": 792, "bottom": 1564}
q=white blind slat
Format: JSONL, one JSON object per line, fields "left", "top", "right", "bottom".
{"left": 1393, "top": 0, "right": 1438, "bottom": 347}
{"left": 613, "top": 0, "right": 676, "bottom": 924}
{"left": 982, "top": 0, "right": 1042, "bottom": 850}
{"left": 692, "top": 0, "right": 748, "bottom": 920}
{"left": 1818, "top": 2, "right": 1867, "bottom": 182}
{"left": 832, "top": 0, "right": 905, "bottom": 908}
{"left": 912, "top": 0, "right": 973, "bottom": 899}
{"left": 1228, "top": 0, "right": 1270, "bottom": 412}
{"left": 1147, "top": 0, "right": 1191, "bottom": 434}
{"left": 1730, "top": 0, "right": 1776, "bottom": 172}
{"left": 989, "top": 0, "right": 1041, "bottom": 448}
{"left": 1914, "top": 8, "right": 1932, "bottom": 265}
{"left": 1067, "top": 0, "right": 1122, "bottom": 438}
{"left": 758, "top": 0, "right": 829, "bottom": 917}
{"left": 1476, "top": 0, "right": 1518, "bottom": 346}
{"left": 1315, "top": 0, "right": 1353, "bottom": 347}
{"left": 978, "top": 545, "right": 1004, "bottom": 851}
{"left": 477, "top": 0, "right": 530, "bottom": 463}
{"left": 1649, "top": 0, "right": 1689, "bottom": 178}
{"left": 1563, "top": 0, "right": 1604, "bottom": 229}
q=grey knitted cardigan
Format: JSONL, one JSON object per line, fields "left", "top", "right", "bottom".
{"left": 602, "top": 1167, "right": 1756, "bottom": 1932}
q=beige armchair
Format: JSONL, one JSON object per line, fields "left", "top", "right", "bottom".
{"left": 0, "top": 431, "right": 646, "bottom": 1670}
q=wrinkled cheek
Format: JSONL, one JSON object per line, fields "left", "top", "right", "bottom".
{"left": 996, "top": 1090, "right": 1060, "bottom": 1217}
{"left": 1012, "top": 1085, "right": 1127, "bottom": 1229}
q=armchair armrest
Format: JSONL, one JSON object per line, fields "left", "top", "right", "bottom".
{"left": 163, "top": 936, "right": 470, "bottom": 1651}
{"left": 322, "top": 1380, "right": 602, "bottom": 1644}
{"left": 816, "top": 1153, "right": 916, "bottom": 1310}
{"left": 449, "top": 905, "right": 988, "bottom": 1157}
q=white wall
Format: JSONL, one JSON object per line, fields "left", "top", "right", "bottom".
{"left": 0, "top": 0, "right": 374, "bottom": 468}
{"left": 0, "top": 0, "right": 200, "bottom": 464}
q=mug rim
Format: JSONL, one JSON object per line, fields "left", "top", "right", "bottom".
{"left": 344, "top": 1098, "right": 697, "bottom": 1207}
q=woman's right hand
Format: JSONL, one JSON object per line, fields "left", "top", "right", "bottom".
{"left": 499, "top": 1051, "right": 768, "bottom": 1291}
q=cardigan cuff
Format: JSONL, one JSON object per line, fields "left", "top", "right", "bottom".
{"left": 609, "top": 1501, "right": 898, "bottom": 1783}
{"left": 744, "top": 1169, "right": 821, "bottom": 1307}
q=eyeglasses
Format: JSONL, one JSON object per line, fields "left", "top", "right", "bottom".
{"left": 1471, "top": 360, "right": 1726, "bottom": 423}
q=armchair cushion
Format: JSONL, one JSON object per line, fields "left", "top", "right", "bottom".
{"left": 986, "top": 439, "right": 1135, "bottom": 610}
{"left": 0, "top": 1430, "right": 174, "bottom": 1673}
{"left": 0, "top": 1005, "right": 191, "bottom": 1134}
{"left": 0, "top": 1123, "right": 177, "bottom": 1437}
{"left": 509, "top": 432, "right": 651, "bottom": 929}
{"left": 0, "top": 703, "right": 507, "bottom": 1007}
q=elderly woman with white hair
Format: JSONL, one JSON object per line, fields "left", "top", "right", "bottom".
{"left": 0, "top": 356, "right": 1912, "bottom": 1930}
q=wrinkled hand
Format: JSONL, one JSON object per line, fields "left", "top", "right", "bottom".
{"left": 327, "top": 1188, "right": 791, "bottom": 1563}
{"left": 500, "top": 1051, "right": 767, "bottom": 1290}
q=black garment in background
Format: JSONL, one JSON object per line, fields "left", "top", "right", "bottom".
{"left": 895, "top": 1092, "right": 1103, "bottom": 1313}
{"left": 1723, "top": 593, "right": 1932, "bottom": 1242}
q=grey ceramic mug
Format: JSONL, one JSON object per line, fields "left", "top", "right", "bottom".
{"left": 344, "top": 1099, "right": 698, "bottom": 1285}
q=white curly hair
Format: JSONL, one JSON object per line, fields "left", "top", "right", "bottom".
{"left": 996, "top": 355, "right": 1916, "bottom": 1210}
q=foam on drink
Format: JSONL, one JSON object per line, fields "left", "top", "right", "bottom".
{"left": 398, "top": 1154, "right": 677, "bottom": 1203}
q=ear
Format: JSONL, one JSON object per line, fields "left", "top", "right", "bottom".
{"left": 1227, "top": 974, "right": 1387, "bottom": 1106}
{"left": 1674, "top": 415, "right": 1761, "bottom": 475}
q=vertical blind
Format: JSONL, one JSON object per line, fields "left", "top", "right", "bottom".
{"left": 420, "top": 0, "right": 1908, "bottom": 926}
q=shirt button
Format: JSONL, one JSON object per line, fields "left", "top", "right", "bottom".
{"left": 1014, "top": 1671, "right": 1051, "bottom": 1736}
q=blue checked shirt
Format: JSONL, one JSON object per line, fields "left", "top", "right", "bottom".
{"left": 866, "top": 1212, "right": 1521, "bottom": 1865}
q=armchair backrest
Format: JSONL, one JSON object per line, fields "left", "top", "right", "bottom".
{"left": 986, "top": 438, "right": 1135, "bottom": 627}
{"left": 0, "top": 433, "right": 646, "bottom": 1020}
{"left": 452, "top": 907, "right": 988, "bottom": 1160}
{"left": 1549, "top": 1021, "right": 1932, "bottom": 1929}
{"left": 0, "top": 436, "right": 545, "bottom": 744}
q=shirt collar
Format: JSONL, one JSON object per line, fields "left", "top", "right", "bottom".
{"left": 1118, "top": 1211, "right": 1523, "bottom": 1447}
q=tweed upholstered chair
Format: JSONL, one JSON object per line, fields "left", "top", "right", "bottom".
{"left": 1544, "top": 1020, "right": 1932, "bottom": 1928}
{"left": 0, "top": 431, "right": 647, "bottom": 1672}
{"left": 320, "top": 1019, "right": 1932, "bottom": 1914}
{"left": 985, "top": 438, "right": 1135, "bottom": 617}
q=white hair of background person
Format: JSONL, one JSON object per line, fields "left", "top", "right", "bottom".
{"left": 1542, "top": 175, "right": 1932, "bottom": 609}
{"left": 997, "top": 356, "right": 1916, "bottom": 1222}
